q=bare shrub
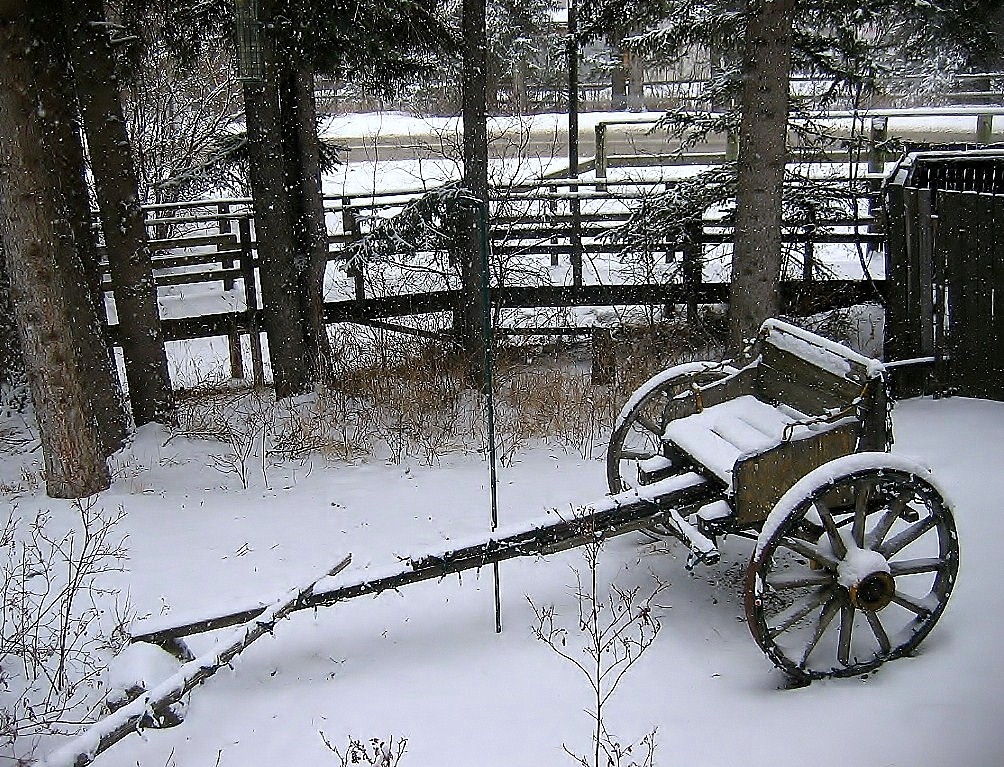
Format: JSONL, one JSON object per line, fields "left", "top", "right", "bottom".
{"left": 170, "top": 315, "right": 727, "bottom": 471}
{"left": 0, "top": 500, "right": 129, "bottom": 761}
{"left": 529, "top": 516, "right": 665, "bottom": 767}
{"left": 320, "top": 733, "right": 408, "bottom": 767}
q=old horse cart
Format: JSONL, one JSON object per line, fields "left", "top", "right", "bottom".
{"left": 48, "top": 319, "right": 960, "bottom": 766}
{"left": 605, "top": 318, "right": 958, "bottom": 681}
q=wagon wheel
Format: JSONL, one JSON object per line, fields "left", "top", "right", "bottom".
{"left": 745, "top": 454, "right": 959, "bottom": 682}
{"left": 607, "top": 361, "right": 735, "bottom": 494}
{"left": 607, "top": 362, "right": 735, "bottom": 540}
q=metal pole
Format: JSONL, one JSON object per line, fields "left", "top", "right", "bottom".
{"left": 567, "top": 0, "right": 583, "bottom": 286}
{"left": 567, "top": 0, "right": 579, "bottom": 176}
{"left": 477, "top": 200, "right": 502, "bottom": 633}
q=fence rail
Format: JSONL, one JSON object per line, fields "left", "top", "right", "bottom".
{"left": 104, "top": 177, "right": 884, "bottom": 385}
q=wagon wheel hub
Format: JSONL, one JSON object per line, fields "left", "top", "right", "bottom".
{"left": 837, "top": 547, "right": 894, "bottom": 612}
{"left": 848, "top": 570, "right": 896, "bottom": 612}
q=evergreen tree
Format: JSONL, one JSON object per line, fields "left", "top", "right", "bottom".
{"left": 0, "top": 0, "right": 113, "bottom": 497}
{"left": 581, "top": 0, "right": 1004, "bottom": 348}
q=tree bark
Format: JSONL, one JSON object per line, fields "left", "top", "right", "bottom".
{"left": 65, "top": 0, "right": 176, "bottom": 427}
{"left": 458, "top": 0, "right": 490, "bottom": 386}
{"left": 728, "top": 0, "right": 796, "bottom": 351}
{"left": 33, "top": 8, "right": 131, "bottom": 455}
{"left": 242, "top": 32, "right": 311, "bottom": 398}
{"left": 283, "top": 65, "right": 335, "bottom": 385}
{"left": 0, "top": 242, "right": 21, "bottom": 390}
{"left": 0, "top": 0, "right": 110, "bottom": 497}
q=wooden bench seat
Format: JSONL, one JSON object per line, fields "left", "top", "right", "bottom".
{"left": 663, "top": 395, "right": 842, "bottom": 490}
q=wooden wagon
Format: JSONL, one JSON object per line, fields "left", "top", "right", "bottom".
{"left": 606, "top": 318, "right": 959, "bottom": 681}
{"left": 47, "top": 319, "right": 960, "bottom": 766}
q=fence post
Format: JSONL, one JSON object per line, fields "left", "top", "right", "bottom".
{"left": 217, "top": 202, "right": 243, "bottom": 379}
{"left": 218, "top": 203, "right": 235, "bottom": 291}
{"left": 238, "top": 215, "right": 265, "bottom": 387}
{"left": 683, "top": 220, "right": 702, "bottom": 325}
{"left": 549, "top": 185, "right": 559, "bottom": 267}
{"left": 725, "top": 127, "right": 739, "bottom": 162}
{"left": 341, "top": 195, "right": 364, "bottom": 301}
{"left": 866, "top": 116, "right": 889, "bottom": 253}
{"left": 977, "top": 113, "right": 993, "bottom": 144}
{"left": 570, "top": 189, "right": 583, "bottom": 288}
{"left": 595, "top": 123, "right": 608, "bottom": 189}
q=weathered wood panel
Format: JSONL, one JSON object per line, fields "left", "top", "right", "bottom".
{"left": 733, "top": 423, "right": 858, "bottom": 525}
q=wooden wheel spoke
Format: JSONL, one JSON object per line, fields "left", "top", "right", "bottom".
{"left": 634, "top": 413, "right": 663, "bottom": 437}
{"left": 890, "top": 591, "right": 933, "bottom": 617}
{"left": 799, "top": 596, "right": 841, "bottom": 667}
{"left": 852, "top": 480, "right": 873, "bottom": 548}
{"left": 888, "top": 557, "right": 946, "bottom": 576}
{"left": 618, "top": 449, "right": 655, "bottom": 462}
{"left": 768, "top": 588, "right": 830, "bottom": 638}
{"left": 837, "top": 602, "right": 855, "bottom": 666}
{"left": 864, "top": 609, "right": 892, "bottom": 654}
{"left": 765, "top": 570, "right": 835, "bottom": 590}
{"left": 777, "top": 537, "right": 840, "bottom": 570}
{"left": 866, "top": 509, "right": 899, "bottom": 549}
{"left": 880, "top": 514, "right": 938, "bottom": 558}
{"left": 813, "top": 499, "right": 847, "bottom": 559}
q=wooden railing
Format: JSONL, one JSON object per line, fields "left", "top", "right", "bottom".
{"left": 593, "top": 107, "right": 1004, "bottom": 180}
{"left": 107, "top": 179, "right": 883, "bottom": 385}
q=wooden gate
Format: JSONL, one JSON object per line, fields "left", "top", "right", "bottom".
{"left": 885, "top": 151, "right": 1004, "bottom": 400}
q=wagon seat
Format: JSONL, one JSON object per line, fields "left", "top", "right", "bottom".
{"left": 661, "top": 319, "right": 889, "bottom": 528}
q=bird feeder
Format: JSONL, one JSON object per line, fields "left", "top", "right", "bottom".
{"left": 234, "top": 0, "right": 265, "bottom": 82}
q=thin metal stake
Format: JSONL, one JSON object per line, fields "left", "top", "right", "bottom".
{"left": 476, "top": 200, "right": 502, "bottom": 633}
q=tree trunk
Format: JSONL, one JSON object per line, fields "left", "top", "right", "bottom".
{"left": 459, "top": 0, "right": 490, "bottom": 386}
{"left": 33, "top": 9, "right": 131, "bottom": 455}
{"left": 626, "top": 49, "right": 645, "bottom": 112}
{"left": 512, "top": 55, "right": 528, "bottom": 116}
{"left": 728, "top": 0, "right": 796, "bottom": 351}
{"left": 611, "top": 40, "right": 628, "bottom": 111}
{"left": 283, "top": 65, "right": 335, "bottom": 385}
{"left": 0, "top": 242, "right": 22, "bottom": 390}
{"left": 242, "top": 33, "right": 311, "bottom": 398}
{"left": 65, "top": 0, "right": 176, "bottom": 427}
{"left": 0, "top": 0, "right": 110, "bottom": 497}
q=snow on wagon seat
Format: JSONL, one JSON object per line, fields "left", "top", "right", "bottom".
{"left": 663, "top": 395, "right": 819, "bottom": 489}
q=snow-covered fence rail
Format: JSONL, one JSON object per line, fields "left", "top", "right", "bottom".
{"left": 105, "top": 180, "right": 883, "bottom": 385}
{"left": 593, "top": 106, "right": 1004, "bottom": 181}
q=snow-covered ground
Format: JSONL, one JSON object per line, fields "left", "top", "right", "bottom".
{"left": 6, "top": 108, "right": 1004, "bottom": 766}
{"left": 3, "top": 393, "right": 1002, "bottom": 767}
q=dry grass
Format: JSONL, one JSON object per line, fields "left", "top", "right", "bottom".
{"left": 173, "top": 318, "right": 728, "bottom": 473}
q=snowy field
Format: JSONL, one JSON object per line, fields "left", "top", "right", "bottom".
{"left": 3, "top": 393, "right": 1002, "bottom": 767}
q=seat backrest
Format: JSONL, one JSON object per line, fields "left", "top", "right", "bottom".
{"left": 755, "top": 319, "right": 884, "bottom": 417}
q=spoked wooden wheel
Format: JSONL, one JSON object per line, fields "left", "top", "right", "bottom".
{"left": 745, "top": 454, "right": 959, "bottom": 682}
{"left": 606, "top": 362, "right": 734, "bottom": 495}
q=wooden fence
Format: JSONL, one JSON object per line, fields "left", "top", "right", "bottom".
{"left": 593, "top": 107, "right": 1004, "bottom": 180}
{"left": 885, "top": 151, "right": 1004, "bottom": 400}
{"left": 107, "top": 179, "right": 883, "bottom": 385}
